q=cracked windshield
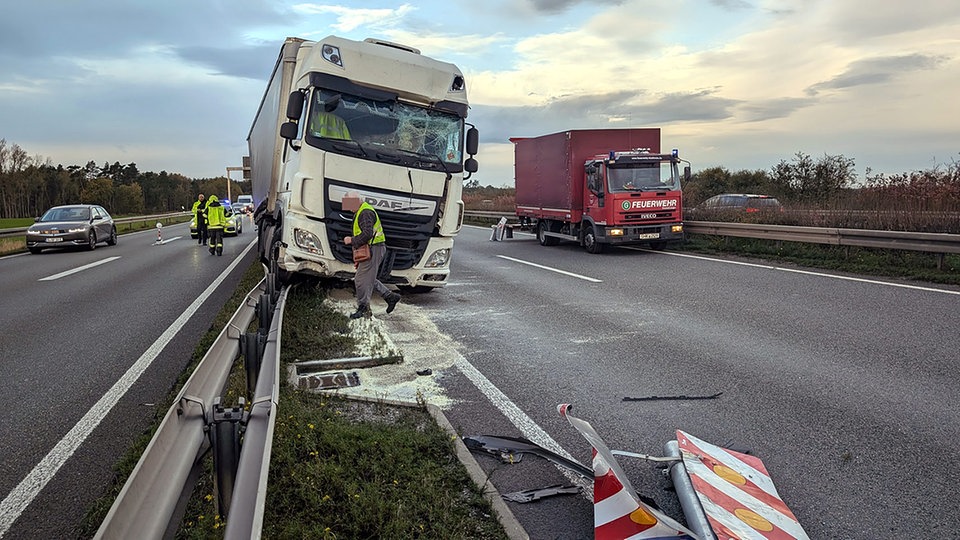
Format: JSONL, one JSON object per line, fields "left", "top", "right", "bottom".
{"left": 607, "top": 162, "right": 680, "bottom": 192}
{"left": 307, "top": 89, "right": 463, "bottom": 169}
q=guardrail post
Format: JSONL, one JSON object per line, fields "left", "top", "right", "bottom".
{"left": 257, "top": 293, "right": 274, "bottom": 335}
{"left": 241, "top": 332, "right": 265, "bottom": 400}
{"left": 207, "top": 396, "right": 247, "bottom": 518}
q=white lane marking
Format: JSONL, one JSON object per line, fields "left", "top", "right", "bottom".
{"left": 38, "top": 257, "right": 121, "bottom": 281}
{"left": 496, "top": 255, "right": 602, "bottom": 283}
{"left": 0, "top": 238, "right": 258, "bottom": 538}
{"left": 629, "top": 247, "right": 960, "bottom": 296}
{"left": 453, "top": 355, "right": 593, "bottom": 495}
{"left": 154, "top": 236, "right": 182, "bottom": 245}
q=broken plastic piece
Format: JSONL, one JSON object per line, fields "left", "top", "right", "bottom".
{"left": 416, "top": 368, "right": 433, "bottom": 376}
{"left": 462, "top": 434, "right": 593, "bottom": 478}
{"left": 502, "top": 484, "right": 582, "bottom": 503}
{"left": 622, "top": 392, "right": 722, "bottom": 402}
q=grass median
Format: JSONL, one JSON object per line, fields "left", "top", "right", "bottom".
{"left": 80, "top": 264, "right": 509, "bottom": 539}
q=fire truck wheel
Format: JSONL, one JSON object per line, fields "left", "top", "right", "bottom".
{"left": 537, "top": 220, "right": 559, "bottom": 246}
{"left": 583, "top": 225, "right": 604, "bottom": 254}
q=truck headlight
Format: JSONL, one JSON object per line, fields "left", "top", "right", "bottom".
{"left": 424, "top": 248, "right": 450, "bottom": 268}
{"left": 294, "top": 228, "right": 323, "bottom": 255}
{"left": 609, "top": 228, "right": 624, "bottom": 236}
{"left": 671, "top": 225, "right": 683, "bottom": 233}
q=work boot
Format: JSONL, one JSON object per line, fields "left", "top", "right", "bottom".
{"left": 384, "top": 292, "right": 401, "bottom": 314}
{"left": 217, "top": 248, "right": 222, "bottom": 256}
{"left": 209, "top": 247, "right": 215, "bottom": 255}
{"left": 349, "top": 305, "right": 371, "bottom": 319}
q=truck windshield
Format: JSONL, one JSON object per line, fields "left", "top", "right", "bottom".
{"left": 607, "top": 162, "right": 680, "bottom": 192}
{"left": 305, "top": 88, "right": 464, "bottom": 171}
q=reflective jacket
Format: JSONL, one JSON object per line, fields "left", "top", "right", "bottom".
{"left": 206, "top": 196, "right": 226, "bottom": 229}
{"left": 310, "top": 111, "right": 351, "bottom": 140}
{"left": 192, "top": 198, "right": 207, "bottom": 223}
{"left": 352, "top": 202, "right": 385, "bottom": 245}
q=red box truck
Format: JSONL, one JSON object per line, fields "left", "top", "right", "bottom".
{"left": 511, "top": 128, "right": 688, "bottom": 253}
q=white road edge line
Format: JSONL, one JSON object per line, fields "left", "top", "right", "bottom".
{"left": 38, "top": 256, "right": 122, "bottom": 281}
{"left": 0, "top": 238, "right": 258, "bottom": 538}
{"left": 497, "top": 255, "right": 602, "bottom": 283}
{"left": 453, "top": 355, "right": 593, "bottom": 496}
{"left": 628, "top": 247, "right": 960, "bottom": 296}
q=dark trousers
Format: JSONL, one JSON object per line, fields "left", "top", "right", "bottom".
{"left": 197, "top": 221, "right": 208, "bottom": 244}
{"left": 208, "top": 228, "right": 223, "bottom": 254}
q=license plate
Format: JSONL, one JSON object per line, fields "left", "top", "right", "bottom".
{"left": 637, "top": 233, "right": 660, "bottom": 240}
{"left": 45, "top": 237, "right": 63, "bottom": 243}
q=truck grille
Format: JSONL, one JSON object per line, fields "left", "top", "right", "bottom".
{"left": 622, "top": 210, "right": 679, "bottom": 221}
{"left": 324, "top": 204, "right": 438, "bottom": 270}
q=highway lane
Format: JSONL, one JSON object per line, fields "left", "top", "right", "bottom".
{"left": 414, "top": 225, "right": 960, "bottom": 539}
{"left": 0, "top": 219, "right": 257, "bottom": 539}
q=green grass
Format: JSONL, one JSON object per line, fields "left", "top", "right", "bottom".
{"left": 80, "top": 268, "right": 508, "bottom": 539}
{"left": 679, "top": 235, "right": 960, "bottom": 286}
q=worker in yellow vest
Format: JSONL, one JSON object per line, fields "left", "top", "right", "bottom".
{"left": 205, "top": 195, "right": 226, "bottom": 256}
{"left": 341, "top": 191, "right": 400, "bottom": 319}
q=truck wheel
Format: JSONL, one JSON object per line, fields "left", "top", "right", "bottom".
{"left": 537, "top": 221, "right": 559, "bottom": 246}
{"left": 583, "top": 225, "right": 604, "bottom": 254}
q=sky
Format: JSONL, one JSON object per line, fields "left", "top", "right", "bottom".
{"left": 1, "top": 0, "right": 958, "bottom": 187}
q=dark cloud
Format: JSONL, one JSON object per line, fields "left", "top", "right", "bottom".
{"left": 471, "top": 89, "right": 739, "bottom": 143}
{"left": 738, "top": 97, "right": 817, "bottom": 122}
{"left": 173, "top": 44, "right": 280, "bottom": 80}
{"left": 806, "top": 53, "right": 949, "bottom": 95}
{"left": 525, "top": 0, "right": 626, "bottom": 15}
{"left": 709, "top": 0, "right": 752, "bottom": 10}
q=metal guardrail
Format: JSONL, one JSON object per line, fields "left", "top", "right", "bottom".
{"left": 95, "top": 278, "right": 268, "bottom": 539}
{"left": 463, "top": 211, "right": 960, "bottom": 256}
{"left": 0, "top": 212, "right": 189, "bottom": 239}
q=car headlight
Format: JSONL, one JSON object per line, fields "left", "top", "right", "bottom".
{"left": 67, "top": 227, "right": 87, "bottom": 233}
{"left": 294, "top": 228, "right": 323, "bottom": 255}
{"left": 424, "top": 248, "right": 450, "bottom": 268}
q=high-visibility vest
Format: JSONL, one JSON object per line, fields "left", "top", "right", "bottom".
{"left": 353, "top": 202, "right": 385, "bottom": 245}
{"left": 310, "top": 112, "right": 351, "bottom": 140}
{"left": 207, "top": 199, "right": 226, "bottom": 228}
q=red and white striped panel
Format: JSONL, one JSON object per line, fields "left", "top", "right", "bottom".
{"left": 559, "top": 404, "right": 694, "bottom": 540}
{"left": 677, "top": 430, "right": 810, "bottom": 540}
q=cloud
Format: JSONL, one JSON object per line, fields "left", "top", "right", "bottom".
{"left": 805, "top": 54, "right": 950, "bottom": 96}
{"left": 172, "top": 44, "right": 281, "bottom": 80}
{"left": 522, "top": 0, "right": 625, "bottom": 14}
{"left": 292, "top": 3, "right": 415, "bottom": 32}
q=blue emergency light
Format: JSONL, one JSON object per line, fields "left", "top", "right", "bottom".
{"left": 672, "top": 148, "right": 679, "bottom": 157}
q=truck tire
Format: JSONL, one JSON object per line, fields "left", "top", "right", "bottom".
{"left": 537, "top": 220, "right": 559, "bottom": 246}
{"left": 583, "top": 225, "right": 604, "bottom": 254}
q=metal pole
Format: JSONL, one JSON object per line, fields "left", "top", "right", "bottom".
{"left": 664, "top": 440, "right": 716, "bottom": 540}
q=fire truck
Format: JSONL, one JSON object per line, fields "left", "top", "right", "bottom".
{"left": 512, "top": 128, "right": 688, "bottom": 253}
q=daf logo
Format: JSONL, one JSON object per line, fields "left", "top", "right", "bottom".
{"left": 363, "top": 196, "right": 428, "bottom": 212}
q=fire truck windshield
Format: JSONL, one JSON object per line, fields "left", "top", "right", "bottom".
{"left": 607, "top": 162, "right": 679, "bottom": 192}
{"left": 304, "top": 88, "right": 465, "bottom": 172}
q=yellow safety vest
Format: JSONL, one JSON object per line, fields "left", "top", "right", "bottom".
{"left": 353, "top": 202, "right": 385, "bottom": 245}
{"left": 311, "top": 112, "right": 351, "bottom": 140}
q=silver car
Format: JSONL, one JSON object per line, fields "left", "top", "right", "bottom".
{"left": 26, "top": 204, "right": 118, "bottom": 254}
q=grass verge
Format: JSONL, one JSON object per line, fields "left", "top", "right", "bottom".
{"left": 80, "top": 271, "right": 508, "bottom": 539}
{"left": 0, "top": 215, "right": 188, "bottom": 256}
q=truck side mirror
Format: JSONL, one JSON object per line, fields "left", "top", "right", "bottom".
{"left": 465, "top": 127, "right": 479, "bottom": 156}
{"left": 280, "top": 121, "right": 299, "bottom": 140}
{"left": 684, "top": 166, "right": 691, "bottom": 181}
{"left": 464, "top": 157, "right": 478, "bottom": 173}
{"left": 285, "top": 90, "right": 305, "bottom": 120}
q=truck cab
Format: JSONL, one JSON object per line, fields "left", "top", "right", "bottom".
{"left": 580, "top": 149, "right": 687, "bottom": 252}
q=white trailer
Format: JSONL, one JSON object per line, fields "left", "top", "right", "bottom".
{"left": 248, "top": 36, "right": 478, "bottom": 290}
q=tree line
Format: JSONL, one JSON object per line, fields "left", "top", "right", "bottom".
{"left": 0, "top": 139, "right": 248, "bottom": 219}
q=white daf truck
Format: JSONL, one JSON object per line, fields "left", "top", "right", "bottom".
{"left": 248, "top": 36, "right": 478, "bottom": 290}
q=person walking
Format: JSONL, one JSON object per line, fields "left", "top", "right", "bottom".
{"left": 192, "top": 193, "right": 208, "bottom": 245}
{"left": 341, "top": 191, "right": 401, "bottom": 319}
{"left": 206, "top": 195, "right": 226, "bottom": 256}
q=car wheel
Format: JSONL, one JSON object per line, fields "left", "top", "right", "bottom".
{"left": 87, "top": 231, "right": 97, "bottom": 251}
{"left": 583, "top": 225, "right": 603, "bottom": 254}
{"left": 107, "top": 227, "right": 118, "bottom": 246}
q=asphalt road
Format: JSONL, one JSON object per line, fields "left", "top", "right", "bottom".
{"left": 0, "top": 218, "right": 257, "bottom": 539}
{"left": 2, "top": 219, "right": 959, "bottom": 539}
{"left": 406, "top": 225, "right": 960, "bottom": 540}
